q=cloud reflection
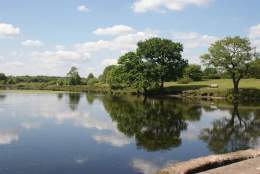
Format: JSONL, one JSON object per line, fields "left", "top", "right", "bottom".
{"left": 93, "top": 133, "right": 131, "bottom": 147}
{"left": 131, "top": 159, "right": 160, "bottom": 174}
{"left": 0, "top": 130, "right": 19, "bottom": 145}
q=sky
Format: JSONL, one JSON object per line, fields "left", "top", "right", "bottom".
{"left": 0, "top": 0, "right": 260, "bottom": 77}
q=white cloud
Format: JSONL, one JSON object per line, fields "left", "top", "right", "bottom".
{"left": 0, "top": 130, "right": 19, "bottom": 145}
{"left": 0, "top": 22, "right": 20, "bottom": 37}
{"left": 21, "top": 40, "right": 44, "bottom": 47}
{"left": 32, "top": 50, "right": 86, "bottom": 62}
{"left": 132, "top": 0, "right": 213, "bottom": 13}
{"left": 94, "top": 25, "right": 135, "bottom": 36}
{"left": 77, "top": 5, "right": 89, "bottom": 12}
{"left": 249, "top": 24, "right": 260, "bottom": 39}
{"left": 172, "top": 31, "right": 218, "bottom": 48}
{"left": 76, "top": 29, "right": 158, "bottom": 55}
{"left": 3, "top": 61, "right": 24, "bottom": 67}
{"left": 55, "top": 45, "right": 65, "bottom": 50}
{"left": 249, "top": 24, "right": 260, "bottom": 52}
{"left": 251, "top": 39, "right": 260, "bottom": 52}
{"left": 131, "top": 159, "right": 160, "bottom": 174}
{"left": 102, "top": 58, "right": 118, "bottom": 66}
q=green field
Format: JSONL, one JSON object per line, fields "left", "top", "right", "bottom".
{"left": 165, "top": 79, "right": 260, "bottom": 90}
{"left": 163, "top": 79, "right": 260, "bottom": 100}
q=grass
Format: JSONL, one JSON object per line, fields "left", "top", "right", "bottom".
{"left": 163, "top": 79, "right": 260, "bottom": 101}
{"left": 1, "top": 79, "right": 260, "bottom": 100}
{"left": 165, "top": 79, "right": 260, "bottom": 90}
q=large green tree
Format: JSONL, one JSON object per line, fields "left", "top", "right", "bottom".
{"left": 114, "top": 52, "right": 159, "bottom": 92}
{"left": 137, "top": 38, "right": 187, "bottom": 88}
{"left": 201, "top": 36, "right": 256, "bottom": 96}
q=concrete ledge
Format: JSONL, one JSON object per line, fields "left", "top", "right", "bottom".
{"left": 198, "top": 157, "right": 260, "bottom": 174}
{"left": 158, "top": 149, "right": 260, "bottom": 174}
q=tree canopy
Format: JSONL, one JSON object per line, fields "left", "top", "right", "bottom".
{"left": 137, "top": 38, "right": 187, "bottom": 88}
{"left": 107, "top": 38, "right": 187, "bottom": 92}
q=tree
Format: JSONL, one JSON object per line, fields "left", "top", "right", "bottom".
{"left": 87, "top": 73, "right": 94, "bottom": 80}
{"left": 184, "top": 64, "right": 203, "bottom": 81}
{"left": 203, "top": 67, "right": 220, "bottom": 79}
{"left": 248, "top": 58, "right": 260, "bottom": 79}
{"left": 115, "top": 52, "right": 159, "bottom": 92}
{"left": 200, "top": 36, "right": 256, "bottom": 96}
{"left": 137, "top": 38, "right": 187, "bottom": 88}
{"left": 66, "top": 67, "right": 81, "bottom": 85}
{"left": 0, "top": 73, "right": 7, "bottom": 82}
{"left": 100, "top": 65, "right": 117, "bottom": 84}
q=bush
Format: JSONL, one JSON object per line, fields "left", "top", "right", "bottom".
{"left": 87, "top": 78, "right": 99, "bottom": 86}
{"left": 184, "top": 64, "right": 203, "bottom": 81}
{"left": 177, "top": 77, "right": 192, "bottom": 84}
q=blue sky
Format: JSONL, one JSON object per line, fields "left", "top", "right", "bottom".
{"left": 0, "top": 0, "right": 260, "bottom": 76}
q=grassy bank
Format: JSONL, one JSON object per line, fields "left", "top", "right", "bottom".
{"left": 1, "top": 79, "right": 260, "bottom": 100}
{"left": 163, "top": 79, "right": 260, "bottom": 101}
{"left": 0, "top": 82, "right": 137, "bottom": 95}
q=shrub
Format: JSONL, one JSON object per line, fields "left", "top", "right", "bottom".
{"left": 177, "top": 77, "right": 192, "bottom": 84}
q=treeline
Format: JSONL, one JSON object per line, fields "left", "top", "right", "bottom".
{"left": 0, "top": 37, "right": 260, "bottom": 95}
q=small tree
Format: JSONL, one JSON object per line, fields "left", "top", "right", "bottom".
{"left": 0, "top": 73, "right": 7, "bottom": 82}
{"left": 203, "top": 67, "right": 220, "bottom": 79}
{"left": 200, "top": 36, "right": 256, "bottom": 96}
{"left": 66, "top": 67, "right": 81, "bottom": 85}
{"left": 184, "top": 64, "right": 203, "bottom": 81}
{"left": 137, "top": 38, "right": 187, "bottom": 88}
{"left": 87, "top": 73, "right": 94, "bottom": 80}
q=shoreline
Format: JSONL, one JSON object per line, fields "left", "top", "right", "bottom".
{"left": 158, "top": 149, "right": 260, "bottom": 174}
{"left": 1, "top": 84, "right": 260, "bottom": 101}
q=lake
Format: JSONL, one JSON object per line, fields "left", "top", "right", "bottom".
{"left": 0, "top": 91, "right": 259, "bottom": 174}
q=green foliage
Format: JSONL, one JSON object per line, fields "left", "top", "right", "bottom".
{"left": 100, "top": 65, "right": 117, "bottom": 85}
{"left": 184, "top": 64, "right": 202, "bottom": 81}
{"left": 0, "top": 73, "right": 7, "bottom": 82}
{"left": 56, "top": 79, "right": 65, "bottom": 86}
{"left": 87, "top": 73, "right": 94, "bottom": 79}
{"left": 104, "top": 38, "right": 187, "bottom": 92}
{"left": 87, "top": 78, "right": 99, "bottom": 86}
{"left": 248, "top": 58, "right": 260, "bottom": 79}
{"left": 137, "top": 38, "right": 187, "bottom": 87}
{"left": 113, "top": 52, "right": 160, "bottom": 92}
{"left": 203, "top": 67, "right": 221, "bottom": 79}
{"left": 66, "top": 67, "right": 81, "bottom": 85}
{"left": 201, "top": 36, "right": 256, "bottom": 95}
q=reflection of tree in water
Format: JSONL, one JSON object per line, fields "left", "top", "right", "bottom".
{"left": 57, "top": 93, "right": 63, "bottom": 100}
{"left": 200, "top": 102, "right": 260, "bottom": 154}
{"left": 0, "top": 94, "right": 6, "bottom": 101}
{"left": 101, "top": 96, "right": 202, "bottom": 151}
{"left": 86, "top": 94, "right": 96, "bottom": 105}
{"left": 68, "top": 93, "right": 81, "bottom": 111}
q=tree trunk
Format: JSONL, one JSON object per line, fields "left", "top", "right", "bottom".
{"left": 160, "top": 78, "right": 164, "bottom": 89}
{"left": 232, "top": 78, "right": 240, "bottom": 100}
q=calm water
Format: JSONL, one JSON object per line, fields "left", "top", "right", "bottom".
{"left": 0, "top": 91, "right": 259, "bottom": 174}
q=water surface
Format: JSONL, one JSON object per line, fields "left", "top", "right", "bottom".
{"left": 0, "top": 91, "right": 259, "bottom": 174}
